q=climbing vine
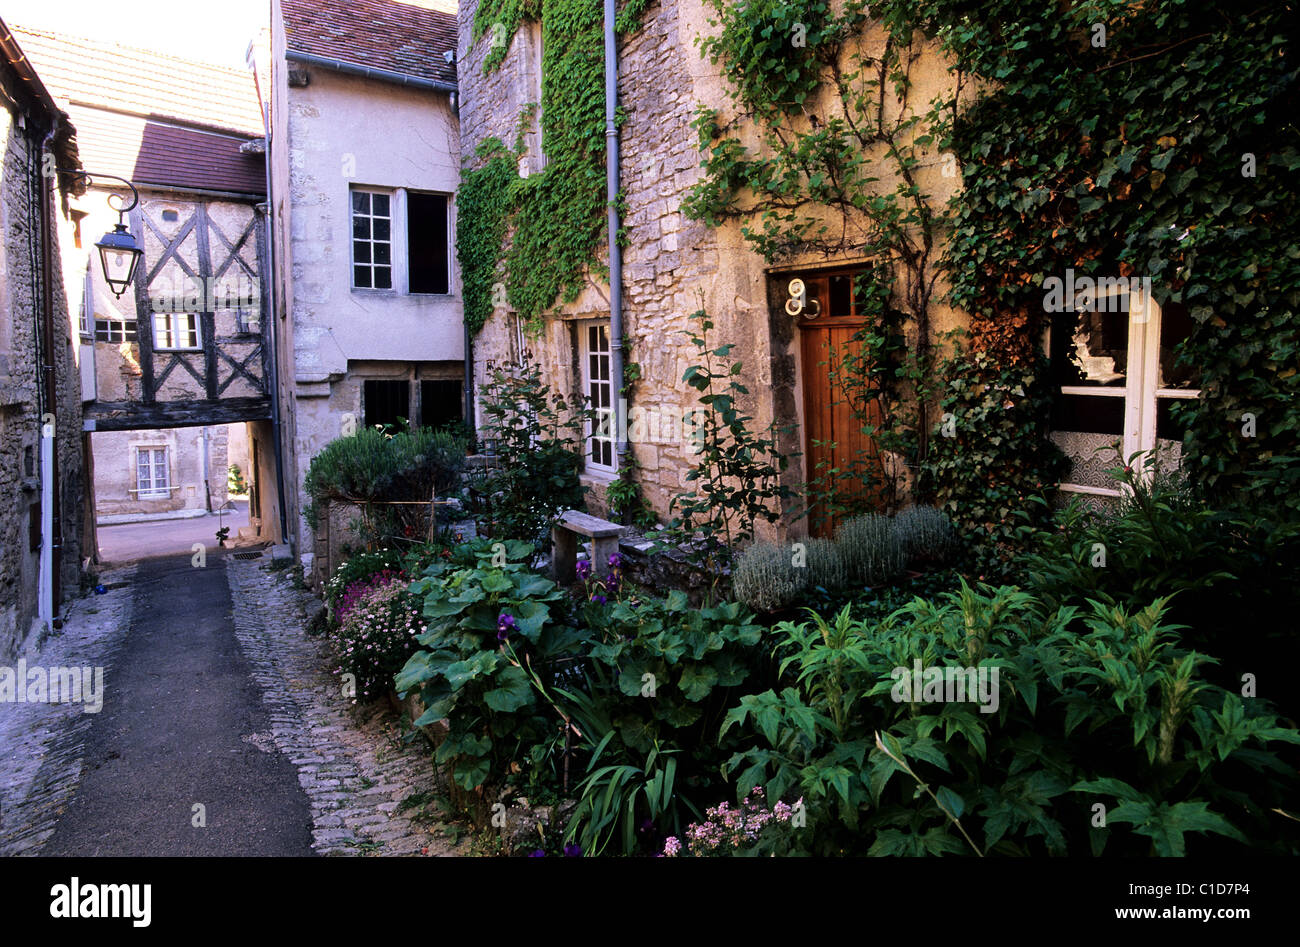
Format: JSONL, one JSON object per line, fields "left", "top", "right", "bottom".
{"left": 460, "top": 0, "right": 638, "bottom": 334}
{"left": 686, "top": 0, "right": 952, "bottom": 514}
{"left": 457, "top": 140, "right": 516, "bottom": 338}
{"left": 686, "top": 0, "right": 1300, "bottom": 562}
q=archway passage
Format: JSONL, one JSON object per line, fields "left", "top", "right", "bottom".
{"left": 89, "top": 418, "right": 280, "bottom": 566}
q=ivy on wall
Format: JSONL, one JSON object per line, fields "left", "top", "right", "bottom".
{"left": 918, "top": 0, "right": 1300, "bottom": 523}
{"left": 685, "top": 0, "right": 1300, "bottom": 563}
{"left": 459, "top": 0, "right": 634, "bottom": 336}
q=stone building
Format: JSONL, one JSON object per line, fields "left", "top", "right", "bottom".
{"left": 457, "top": 3, "right": 1198, "bottom": 539}
{"left": 457, "top": 2, "right": 968, "bottom": 540}
{"left": 263, "top": 0, "right": 465, "bottom": 572}
{"left": 16, "top": 27, "right": 282, "bottom": 544}
{"left": 0, "top": 18, "right": 85, "bottom": 659}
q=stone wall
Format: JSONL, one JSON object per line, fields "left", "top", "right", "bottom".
{"left": 458, "top": 1, "right": 971, "bottom": 542}
{"left": 90, "top": 425, "right": 231, "bottom": 516}
{"left": 0, "top": 100, "right": 84, "bottom": 660}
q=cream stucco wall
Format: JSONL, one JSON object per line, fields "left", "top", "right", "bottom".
{"left": 268, "top": 0, "right": 465, "bottom": 566}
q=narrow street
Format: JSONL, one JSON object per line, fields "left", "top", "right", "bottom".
{"left": 40, "top": 554, "right": 312, "bottom": 856}
{"left": 0, "top": 542, "right": 462, "bottom": 857}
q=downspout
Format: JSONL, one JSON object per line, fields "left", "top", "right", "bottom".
{"left": 604, "top": 0, "right": 626, "bottom": 460}
{"left": 464, "top": 320, "right": 475, "bottom": 442}
{"left": 37, "top": 126, "right": 62, "bottom": 628}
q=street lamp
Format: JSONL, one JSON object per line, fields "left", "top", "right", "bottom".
{"left": 64, "top": 171, "right": 144, "bottom": 298}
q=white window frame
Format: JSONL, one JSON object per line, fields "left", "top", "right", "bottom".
{"left": 350, "top": 188, "right": 394, "bottom": 291}
{"left": 135, "top": 447, "right": 171, "bottom": 499}
{"left": 580, "top": 320, "right": 616, "bottom": 475}
{"left": 1055, "top": 284, "right": 1201, "bottom": 498}
{"left": 153, "top": 311, "right": 201, "bottom": 351}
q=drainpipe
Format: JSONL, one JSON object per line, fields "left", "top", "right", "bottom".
{"left": 604, "top": 0, "right": 626, "bottom": 460}
{"left": 36, "top": 126, "right": 62, "bottom": 629}
{"left": 464, "top": 320, "right": 475, "bottom": 443}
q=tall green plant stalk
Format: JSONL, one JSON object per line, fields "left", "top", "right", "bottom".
{"left": 660, "top": 309, "right": 794, "bottom": 579}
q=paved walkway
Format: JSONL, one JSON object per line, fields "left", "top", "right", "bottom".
{"left": 96, "top": 501, "right": 251, "bottom": 565}
{"left": 0, "top": 549, "right": 461, "bottom": 857}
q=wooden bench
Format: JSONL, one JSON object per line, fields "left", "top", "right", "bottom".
{"left": 552, "top": 510, "right": 623, "bottom": 583}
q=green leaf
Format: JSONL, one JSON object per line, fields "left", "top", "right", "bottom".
{"left": 483, "top": 665, "right": 532, "bottom": 713}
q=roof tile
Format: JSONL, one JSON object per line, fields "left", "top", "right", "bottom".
{"left": 281, "top": 0, "right": 457, "bottom": 88}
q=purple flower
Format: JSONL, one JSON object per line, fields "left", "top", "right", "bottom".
{"left": 575, "top": 560, "right": 592, "bottom": 582}
{"left": 528, "top": 849, "right": 545, "bottom": 857}
{"left": 563, "top": 843, "right": 582, "bottom": 857}
{"left": 592, "top": 594, "right": 607, "bottom": 606}
{"left": 497, "top": 611, "right": 518, "bottom": 642}
{"left": 607, "top": 552, "right": 622, "bottom": 571}
{"left": 663, "top": 836, "right": 681, "bottom": 857}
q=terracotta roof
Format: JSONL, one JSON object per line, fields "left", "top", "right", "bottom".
{"left": 281, "top": 0, "right": 457, "bottom": 88}
{"left": 11, "top": 26, "right": 264, "bottom": 136}
{"left": 66, "top": 104, "right": 265, "bottom": 196}
{"left": 10, "top": 27, "right": 264, "bottom": 196}
{"left": 0, "top": 18, "right": 80, "bottom": 172}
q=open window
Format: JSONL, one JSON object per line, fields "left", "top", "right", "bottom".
{"left": 407, "top": 192, "right": 450, "bottom": 295}
{"left": 363, "top": 379, "right": 411, "bottom": 430}
{"left": 1050, "top": 281, "right": 1201, "bottom": 497}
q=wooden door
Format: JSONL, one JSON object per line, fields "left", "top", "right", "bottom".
{"left": 796, "top": 272, "right": 886, "bottom": 537}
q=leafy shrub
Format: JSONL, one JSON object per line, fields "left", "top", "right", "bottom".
{"left": 473, "top": 358, "right": 586, "bottom": 549}
{"left": 329, "top": 574, "right": 427, "bottom": 704}
{"left": 558, "top": 589, "right": 768, "bottom": 855}
{"left": 658, "top": 310, "right": 792, "bottom": 573}
{"left": 395, "top": 538, "right": 587, "bottom": 794}
{"left": 893, "top": 505, "right": 956, "bottom": 568}
{"left": 324, "top": 548, "right": 405, "bottom": 618}
{"left": 835, "top": 514, "right": 905, "bottom": 587}
{"left": 732, "top": 541, "right": 806, "bottom": 613}
{"left": 1020, "top": 454, "right": 1300, "bottom": 708}
{"left": 720, "top": 582, "right": 1300, "bottom": 856}
{"left": 303, "top": 425, "right": 467, "bottom": 540}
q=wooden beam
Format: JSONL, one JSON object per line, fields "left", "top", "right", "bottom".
{"left": 84, "top": 397, "right": 272, "bottom": 431}
{"left": 129, "top": 205, "right": 156, "bottom": 402}
{"left": 195, "top": 202, "right": 219, "bottom": 400}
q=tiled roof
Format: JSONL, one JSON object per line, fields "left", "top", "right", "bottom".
{"left": 11, "top": 26, "right": 264, "bottom": 136}
{"left": 10, "top": 27, "right": 265, "bottom": 196}
{"left": 67, "top": 104, "right": 265, "bottom": 196}
{"left": 281, "top": 0, "right": 457, "bottom": 88}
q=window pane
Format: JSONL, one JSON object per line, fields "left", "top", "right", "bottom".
{"left": 1050, "top": 311, "right": 1128, "bottom": 388}
{"left": 354, "top": 242, "right": 371, "bottom": 264}
{"left": 830, "top": 274, "right": 852, "bottom": 317}
{"left": 354, "top": 265, "right": 371, "bottom": 288}
{"left": 374, "top": 242, "right": 390, "bottom": 265}
{"left": 372, "top": 193, "right": 390, "bottom": 216}
{"left": 374, "top": 267, "right": 392, "bottom": 290}
{"left": 374, "top": 218, "right": 390, "bottom": 242}
{"left": 353, "top": 217, "right": 370, "bottom": 239}
{"left": 352, "top": 191, "right": 369, "bottom": 214}
{"left": 1052, "top": 392, "right": 1124, "bottom": 436}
